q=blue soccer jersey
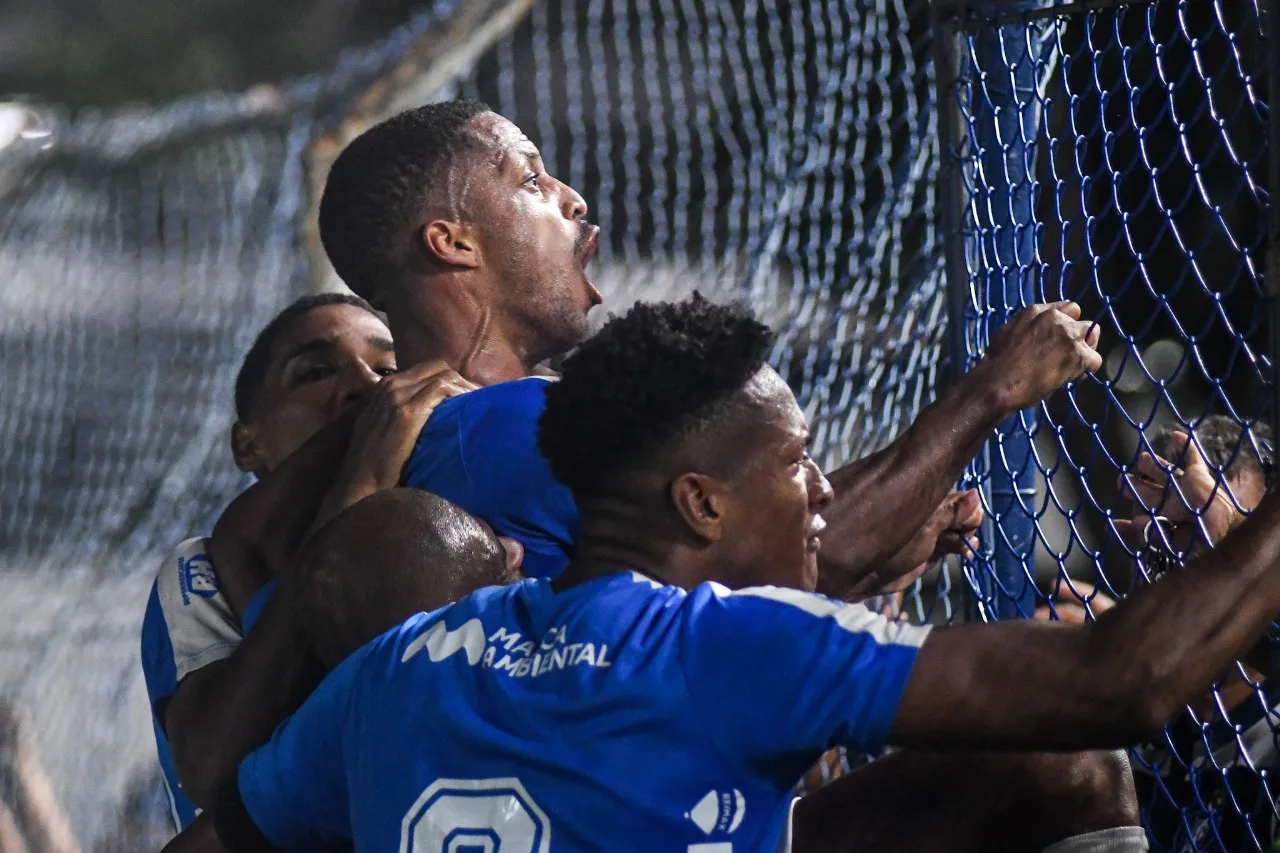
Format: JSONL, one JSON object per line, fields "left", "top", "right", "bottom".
{"left": 235, "top": 572, "right": 930, "bottom": 852}
{"left": 401, "top": 376, "right": 578, "bottom": 580}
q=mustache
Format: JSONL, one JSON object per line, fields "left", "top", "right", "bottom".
{"left": 574, "top": 221, "right": 597, "bottom": 256}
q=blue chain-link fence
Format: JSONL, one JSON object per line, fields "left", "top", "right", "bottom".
{"left": 1, "top": 0, "right": 1277, "bottom": 846}
{"left": 936, "top": 0, "right": 1277, "bottom": 847}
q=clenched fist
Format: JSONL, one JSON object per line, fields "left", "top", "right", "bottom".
{"left": 977, "top": 302, "right": 1103, "bottom": 411}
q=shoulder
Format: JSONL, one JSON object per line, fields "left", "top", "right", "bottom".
{"left": 682, "top": 583, "right": 931, "bottom": 648}
{"left": 153, "top": 537, "right": 220, "bottom": 606}
{"left": 404, "top": 378, "right": 551, "bottom": 488}
{"left": 146, "top": 536, "right": 243, "bottom": 684}
{"left": 424, "top": 377, "right": 552, "bottom": 438}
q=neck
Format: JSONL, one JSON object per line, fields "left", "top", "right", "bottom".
{"left": 388, "top": 282, "right": 534, "bottom": 385}
{"left": 552, "top": 499, "right": 709, "bottom": 592}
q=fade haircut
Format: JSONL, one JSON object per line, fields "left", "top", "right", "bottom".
{"left": 1151, "top": 415, "right": 1273, "bottom": 486}
{"left": 233, "top": 292, "right": 382, "bottom": 423}
{"left": 318, "top": 99, "right": 493, "bottom": 303}
{"left": 539, "top": 293, "right": 774, "bottom": 499}
{"left": 297, "top": 488, "right": 511, "bottom": 667}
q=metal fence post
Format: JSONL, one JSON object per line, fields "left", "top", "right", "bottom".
{"left": 935, "top": 1, "right": 1057, "bottom": 620}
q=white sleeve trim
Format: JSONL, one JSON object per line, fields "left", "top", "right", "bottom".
{"left": 155, "top": 537, "right": 244, "bottom": 681}
{"left": 715, "top": 584, "right": 932, "bottom": 649}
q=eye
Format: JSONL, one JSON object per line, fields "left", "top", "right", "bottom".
{"left": 294, "top": 364, "right": 336, "bottom": 385}
{"left": 375, "top": 365, "right": 399, "bottom": 377}
{"left": 524, "top": 173, "right": 541, "bottom": 189}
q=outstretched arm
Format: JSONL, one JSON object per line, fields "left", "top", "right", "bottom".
{"left": 889, "top": 487, "right": 1280, "bottom": 751}
{"left": 817, "top": 302, "right": 1103, "bottom": 599}
{"left": 0, "top": 704, "right": 79, "bottom": 853}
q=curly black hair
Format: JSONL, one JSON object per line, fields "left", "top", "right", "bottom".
{"left": 539, "top": 293, "right": 774, "bottom": 498}
{"left": 233, "top": 292, "right": 382, "bottom": 422}
{"left": 318, "top": 99, "right": 492, "bottom": 303}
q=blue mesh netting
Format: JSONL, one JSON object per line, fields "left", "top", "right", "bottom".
{"left": 5, "top": 0, "right": 1272, "bottom": 846}
{"left": 938, "top": 0, "right": 1276, "bottom": 847}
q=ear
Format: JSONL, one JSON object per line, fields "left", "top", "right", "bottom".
{"left": 496, "top": 536, "right": 525, "bottom": 578}
{"left": 230, "top": 422, "right": 268, "bottom": 477}
{"left": 669, "top": 472, "right": 727, "bottom": 543}
{"left": 421, "top": 220, "right": 482, "bottom": 269}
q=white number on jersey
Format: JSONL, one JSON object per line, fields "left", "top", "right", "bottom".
{"left": 399, "top": 777, "right": 551, "bottom": 853}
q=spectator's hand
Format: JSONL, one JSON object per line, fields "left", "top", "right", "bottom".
{"left": 977, "top": 302, "right": 1103, "bottom": 411}
{"left": 339, "top": 360, "right": 478, "bottom": 495}
{"left": 1033, "top": 580, "right": 1116, "bottom": 624}
{"left": 1115, "top": 430, "right": 1245, "bottom": 553}
{"left": 847, "top": 489, "right": 982, "bottom": 598}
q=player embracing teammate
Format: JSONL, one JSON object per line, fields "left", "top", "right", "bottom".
{"left": 150, "top": 101, "right": 1164, "bottom": 852}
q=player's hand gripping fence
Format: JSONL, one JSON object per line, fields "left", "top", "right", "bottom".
{"left": 935, "top": 0, "right": 1279, "bottom": 848}
{"left": 0, "top": 0, "right": 1275, "bottom": 846}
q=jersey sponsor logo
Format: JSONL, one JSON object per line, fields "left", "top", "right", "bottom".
{"left": 177, "top": 551, "right": 219, "bottom": 604}
{"left": 403, "top": 621, "right": 613, "bottom": 678}
{"left": 403, "top": 618, "right": 488, "bottom": 665}
{"left": 687, "top": 789, "right": 746, "bottom": 836}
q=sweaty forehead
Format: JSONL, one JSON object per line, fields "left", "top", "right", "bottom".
{"left": 465, "top": 113, "right": 538, "bottom": 168}
{"left": 741, "top": 366, "right": 806, "bottom": 442}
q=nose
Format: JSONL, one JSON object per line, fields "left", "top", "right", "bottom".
{"left": 336, "top": 361, "right": 382, "bottom": 410}
{"left": 558, "top": 179, "right": 588, "bottom": 221}
{"left": 808, "top": 460, "right": 835, "bottom": 511}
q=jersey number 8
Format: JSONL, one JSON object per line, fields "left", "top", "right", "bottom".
{"left": 399, "top": 777, "right": 551, "bottom": 853}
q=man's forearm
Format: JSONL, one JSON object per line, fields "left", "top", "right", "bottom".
{"left": 165, "top": 599, "right": 324, "bottom": 809}
{"left": 1093, "top": 492, "right": 1280, "bottom": 726}
{"left": 209, "top": 411, "right": 358, "bottom": 613}
{"left": 818, "top": 361, "right": 1010, "bottom": 592}
{"left": 892, "top": 490, "right": 1280, "bottom": 751}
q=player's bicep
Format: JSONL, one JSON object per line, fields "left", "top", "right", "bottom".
{"left": 233, "top": 649, "right": 367, "bottom": 851}
{"left": 681, "top": 586, "right": 930, "bottom": 771}
{"left": 887, "top": 619, "right": 1122, "bottom": 752}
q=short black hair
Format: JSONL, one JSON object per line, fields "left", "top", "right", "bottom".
{"left": 319, "top": 99, "right": 493, "bottom": 302}
{"left": 1151, "top": 415, "right": 1274, "bottom": 485}
{"left": 539, "top": 293, "right": 774, "bottom": 498}
{"left": 233, "top": 292, "right": 382, "bottom": 422}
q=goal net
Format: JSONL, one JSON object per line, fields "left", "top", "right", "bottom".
{"left": 1, "top": 0, "right": 1265, "bottom": 847}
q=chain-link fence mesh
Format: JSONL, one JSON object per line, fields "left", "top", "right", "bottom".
{"left": 937, "top": 0, "right": 1277, "bottom": 847}
{"left": 0, "top": 0, "right": 955, "bottom": 846}
{"left": 9, "top": 0, "right": 1273, "bottom": 846}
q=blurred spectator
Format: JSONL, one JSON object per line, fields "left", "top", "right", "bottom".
{"left": 0, "top": 702, "right": 80, "bottom": 853}
{"left": 94, "top": 772, "right": 173, "bottom": 853}
{"left": 1115, "top": 417, "right": 1274, "bottom": 852}
{"left": 0, "top": 699, "right": 176, "bottom": 852}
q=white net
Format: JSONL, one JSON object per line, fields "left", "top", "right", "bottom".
{"left": 0, "top": 0, "right": 948, "bottom": 845}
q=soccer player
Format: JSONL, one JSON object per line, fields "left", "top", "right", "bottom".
{"left": 140, "top": 293, "right": 480, "bottom": 828}
{"left": 163, "top": 294, "right": 1280, "bottom": 853}
{"left": 317, "top": 98, "right": 1099, "bottom": 600}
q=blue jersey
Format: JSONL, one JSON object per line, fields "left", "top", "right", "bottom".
{"left": 236, "top": 572, "right": 929, "bottom": 852}
{"left": 401, "top": 377, "right": 578, "bottom": 580}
